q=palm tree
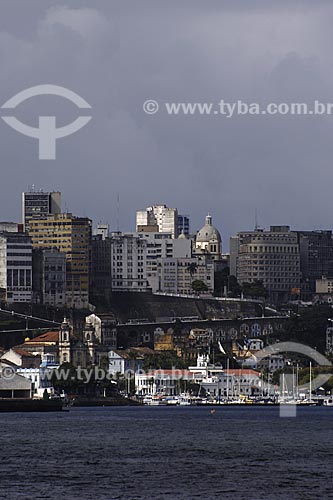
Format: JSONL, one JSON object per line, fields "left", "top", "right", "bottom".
{"left": 187, "top": 262, "right": 197, "bottom": 277}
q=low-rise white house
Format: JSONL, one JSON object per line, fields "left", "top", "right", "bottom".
{"left": 0, "top": 360, "right": 32, "bottom": 398}
{"left": 1, "top": 348, "right": 40, "bottom": 368}
{"left": 201, "top": 369, "right": 263, "bottom": 399}
{"left": 16, "top": 367, "right": 43, "bottom": 397}
{"left": 2, "top": 350, "right": 59, "bottom": 398}
{"left": 135, "top": 369, "right": 196, "bottom": 396}
{"left": 258, "top": 355, "right": 285, "bottom": 372}
{"left": 108, "top": 350, "right": 127, "bottom": 376}
{"left": 108, "top": 348, "right": 154, "bottom": 377}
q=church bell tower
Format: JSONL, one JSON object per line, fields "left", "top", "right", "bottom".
{"left": 59, "top": 318, "right": 71, "bottom": 365}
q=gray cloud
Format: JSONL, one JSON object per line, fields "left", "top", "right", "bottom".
{"left": 1, "top": 1, "right": 333, "bottom": 250}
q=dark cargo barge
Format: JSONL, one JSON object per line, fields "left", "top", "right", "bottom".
{"left": 0, "top": 399, "right": 64, "bottom": 412}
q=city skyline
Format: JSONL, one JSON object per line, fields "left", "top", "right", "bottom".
{"left": 4, "top": 187, "right": 333, "bottom": 255}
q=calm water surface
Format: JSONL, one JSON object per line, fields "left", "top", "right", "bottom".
{"left": 0, "top": 406, "right": 332, "bottom": 500}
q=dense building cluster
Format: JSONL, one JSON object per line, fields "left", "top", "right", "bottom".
{"left": 0, "top": 192, "right": 222, "bottom": 307}
{"left": 2, "top": 188, "right": 333, "bottom": 307}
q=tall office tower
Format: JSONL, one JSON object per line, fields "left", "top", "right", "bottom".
{"left": 110, "top": 232, "right": 148, "bottom": 292}
{"left": 0, "top": 231, "right": 32, "bottom": 302}
{"left": 296, "top": 231, "right": 333, "bottom": 299}
{"left": 136, "top": 204, "right": 178, "bottom": 238}
{"left": 177, "top": 215, "right": 190, "bottom": 237}
{"left": 29, "top": 214, "right": 92, "bottom": 309}
{"left": 91, "top": 233, "right": 112, "bottom": 298}
{"left": 22, "top": 188, "right": 61, "bottom": 231}
{"left": 32, "top": 248, "right": 66, "bottom": 307}
{"left": 230, "top": 226, "right": 301, "bottom": 303}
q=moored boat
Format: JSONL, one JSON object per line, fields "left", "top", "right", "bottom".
{"left": 0, "top": 398, "right": 65, "bottom": 412}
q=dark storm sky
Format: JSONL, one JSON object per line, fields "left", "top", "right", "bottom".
{"left": 1, "top": 0, "right": 333, "bottom": 250}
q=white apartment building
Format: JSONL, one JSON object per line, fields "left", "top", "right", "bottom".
{"left": 230, "top": 226, "right": 301, "bottom": 302}
{"left": 109, "top": 231, "right": 192, "bottom": 292}
{"left": 110, "top": 232, "right": 148, "bottom": 292}
{"left": 136, "top": 205, "right": 178, "bottom": 238}
{"left": 159, "top": 255, "right": 214, "bottom": 295}
{"left": 0, "top": 232, "right": 33, "bottom": 302}
{"left": 140, "top": 232, "right": 191, "bottom": 291}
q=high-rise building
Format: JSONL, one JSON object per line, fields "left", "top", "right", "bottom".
{"left": 177, "top": 215, "right": 190, "bottom": 237}
{"left": 296, "top": 231, "right": 333, "bottom": 299}
{"left": 93, "top": 230, "right": 193, "bottom": 295}
{"left": 159, "top": 255, "right": 214, "bottom": 295}
{"left": 136, "top": 205, "right": 178, "bottom": 238}
{"left": 22, "top": 189, "right": 61, "bottom": 231}
{"left": 0, "top": 231, "right": 32, "bottom": 302}
{"left": 32, "top": 248, "right": 66, "bottom": 307}
{"left": 29, "top": 214, "right": 92, "bottom": 308}
{"left": 91, "top": 234, "right": 112, "bottom": 298}
{"left": 110, "top": 232, "right": 148, "bottom": 292}
{"left": 230, "top": 226, "right": 301, "bottom": 303}
{"left": 140, "top": 231, "right": 192, "bottom": 291}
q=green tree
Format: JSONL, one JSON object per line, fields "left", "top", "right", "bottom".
{"left": 242, "top": 280, "right": 268, "bottom": 299}
{"left": 187, "top": 262, "right": 198, "bottom": 277}
{"left": 277, "top": 304, "right": 331, "bottom": 352}
{"left": 228, "top": 275, "right": 242, "bottom": 297}
{"left": 191, "top": 280, "right": 208, "bottom": 293}
{"left": 143, "top": 350, "right": 187, "bottom": 370}
{"left": 214, "top": 267, "right": 229, "bottom": 296}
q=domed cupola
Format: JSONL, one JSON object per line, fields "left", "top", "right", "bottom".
{"left": 195, "top": 214, "right": 222, "bottom": 259}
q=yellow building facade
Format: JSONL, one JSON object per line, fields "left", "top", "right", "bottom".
{"left": 29, "top": 213, "right": 92, "bottom": 308}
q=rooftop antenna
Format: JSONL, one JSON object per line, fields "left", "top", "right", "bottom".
{"left": 182, "top": 214, "right": 190, "bottom": 232}
{"left": 255, "top": 208, "right": 258, "bottom": 231}
{"left": 116, "top": 192, "right": 120, "bottom": 232}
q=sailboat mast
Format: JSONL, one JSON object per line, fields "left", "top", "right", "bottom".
{"left": 226, "top": 357, "right": 229, "bottom": 401}
{"left": 309, "top": 362, "right": 312, "bottom": 402}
